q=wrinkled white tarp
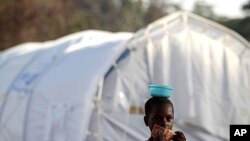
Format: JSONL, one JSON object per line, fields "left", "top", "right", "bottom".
{"left": 95, "top": 12, "right": 250, "bottom": 141}
{"left": 0, "top": 31, "right": 133, "bottom": 141}
{"left": 0, "top": 12, "right": 250, "bottom": 141}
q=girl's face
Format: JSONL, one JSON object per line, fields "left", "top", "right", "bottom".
{"left": 145, "top": 102, "right": 174, "bottom": 131}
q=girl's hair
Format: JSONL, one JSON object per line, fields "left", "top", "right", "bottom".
{"left": 144, "top": 97, "right": 174, "bottom": 116}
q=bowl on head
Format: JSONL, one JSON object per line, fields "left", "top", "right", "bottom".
{"left": 149, "top": 85, "right": 173, "bottom": 98}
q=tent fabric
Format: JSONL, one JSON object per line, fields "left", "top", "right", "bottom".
{"left": 0, "top": 11, "right": 250, "bottom": 141}
{"left": 87, "top": 12, "right": 250, "bottom": 141}
{"left": 0, "top": 31, "right": 133, "bottom": 141}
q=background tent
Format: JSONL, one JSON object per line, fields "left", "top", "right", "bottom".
{"left": 0, "top": 11, "right": 250, "bottom": 141}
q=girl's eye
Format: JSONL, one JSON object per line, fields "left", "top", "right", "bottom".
{"left": 166, "top": 116, "right": 173, "bottom": 120}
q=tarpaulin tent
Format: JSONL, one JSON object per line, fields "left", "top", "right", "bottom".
{"left": 0, "top": 12, "right": 250, "bottom": 141}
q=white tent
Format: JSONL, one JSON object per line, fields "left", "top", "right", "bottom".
{"left": 0, "top": 12, "right": 250, "bottom": 141}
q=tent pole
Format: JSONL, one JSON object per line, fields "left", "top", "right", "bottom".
{"left": 96, "top": 77, "right": 104, "bottom": 141}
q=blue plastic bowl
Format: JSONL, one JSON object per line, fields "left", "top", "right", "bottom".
{"left": 149, "top": 85, "right": 173, "bottom": 98}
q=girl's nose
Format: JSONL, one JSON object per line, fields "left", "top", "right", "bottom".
{"left": 158, "top": 118, "right": 168, "bottom": 126}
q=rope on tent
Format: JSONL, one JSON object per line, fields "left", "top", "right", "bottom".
{"left": 96, "top": 77, "right": 104, "bottom": 141}
{"left": 86, "top": 76, "right": 105, "bottom": 141}
{"left": 121, "top": 47, "right": 138, "bottom": 141}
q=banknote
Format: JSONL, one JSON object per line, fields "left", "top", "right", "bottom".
{"left": 151, "top": 124, "right": 175, "bottom": 141}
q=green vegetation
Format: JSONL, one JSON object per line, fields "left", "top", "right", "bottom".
{"left": 0, "top": 0, "right": 249, "bottom": 51}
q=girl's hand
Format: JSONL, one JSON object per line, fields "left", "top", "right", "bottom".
{"left": 172, "top": 131, "right": 186, "bottom": 141}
